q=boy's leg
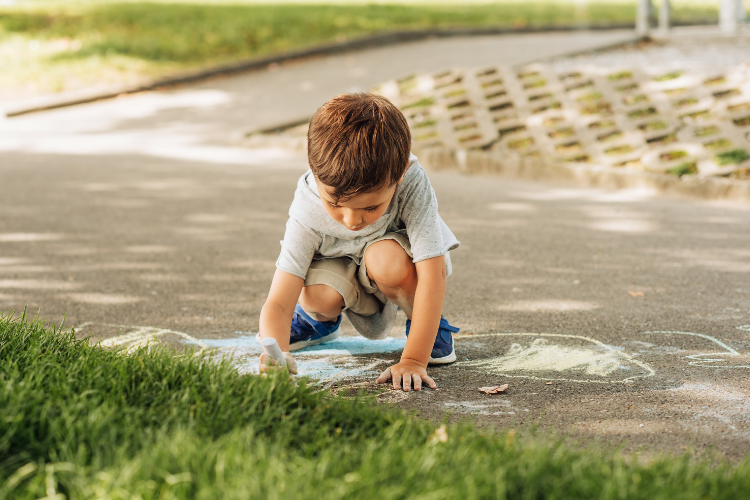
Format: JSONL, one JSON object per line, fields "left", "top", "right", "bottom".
{"left": 299, "top": 284, "right": 344, "bottom": 321}
{"left": 301, "top": 257, "right": 381, "bottom": 321}
{"left": 284, "top": 259, "right": 356, "bottom": 351}
{"left": 263, "top": 258, "right": 384, "bottom": 351}
{"left": 363, "top": 239, "right": 418, "bottom": 319}
{"left": 363, "top": 236, "right": 458, "bottom": 364}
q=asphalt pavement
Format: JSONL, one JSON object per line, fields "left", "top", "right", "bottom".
{"left": 1, "top": 29, "right": 749, "bottom": 460}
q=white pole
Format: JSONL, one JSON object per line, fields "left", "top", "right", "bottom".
{"left": 637, "top": 0, "right": 653, "bottom": 36}
{"left": 659, "top": 0, "right": 671, "bottom": 35}
{"left": 574, "top": 0, "right": 588, "bottom": 28}
{"left": 720, "top": 0, "right": 741, "bottom": 34}
{"left": 739, "top": 0, "right": 747, "bottom": 23}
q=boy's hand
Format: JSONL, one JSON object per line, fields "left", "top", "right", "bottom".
{"left": 377, "top": 359, "right": 437, "bottom": 391}
{"left": 259, "top": 351, "right": 298, "bottom": 376}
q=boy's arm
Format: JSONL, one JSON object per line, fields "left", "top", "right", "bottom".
{"left": 376, "top": 255, "right": 446, "bottom": 391}
{"left": 259, "top": 269, "right": 304, "bottom": 370}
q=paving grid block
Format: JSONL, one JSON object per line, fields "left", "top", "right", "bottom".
{"left": 373, "top": 62, "right": 750, "bottom": 180}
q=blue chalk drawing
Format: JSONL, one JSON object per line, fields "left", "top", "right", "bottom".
{"left": 80, "top": 321, "right": 407, "bottom": 385}
{"left": 192, "top": 334, "right": 406, "bottom": 382}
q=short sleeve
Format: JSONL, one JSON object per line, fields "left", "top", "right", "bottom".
{"left": 276, "top": 217, "right": 322, "bottom": 279}
{"left": 400, "top": 166, "right": 460, "bottom": 263}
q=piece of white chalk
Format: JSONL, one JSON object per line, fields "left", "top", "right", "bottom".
{"left": 261, "top": 337, "right": 286, "bottom": 368}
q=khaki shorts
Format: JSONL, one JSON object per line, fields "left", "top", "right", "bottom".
{"left": 303, "top": 232, "right": 412, "bottom": 321}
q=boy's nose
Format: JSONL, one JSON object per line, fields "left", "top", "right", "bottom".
{"left": 342, "top": 210, "right": 362, "bottom": 228}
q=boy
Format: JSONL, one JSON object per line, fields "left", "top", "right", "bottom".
{"left": 258, "top": 93, "right": 460, "bottom": 392}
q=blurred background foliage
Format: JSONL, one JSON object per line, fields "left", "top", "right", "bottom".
{"left": 0, "top": 1, "right": 734, "bottom": 97}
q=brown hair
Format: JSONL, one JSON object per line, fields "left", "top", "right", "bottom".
{"left": 307, "top": 93, "right": 411, "bottom": 201}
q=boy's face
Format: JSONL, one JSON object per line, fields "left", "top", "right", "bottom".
{"left": 315, "top": 179, "right": 398, "bottom": 232}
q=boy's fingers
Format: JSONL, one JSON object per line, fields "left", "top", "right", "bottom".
{"left": 424, "top": 374, "right": 437, "bottom": 389}
{"left": 261, "top": 353, "right": 279, "bottom": 367}
{"left": 413, "top": 374, "right": 422, "bottom": 391}
{"left": 259, "top": 353, "right": 297, "bottom": 376}
{"left": 283, "top": 354, "right": 298, "bottom": 375}
{"left": 376, "top": 368, "right": 391, "bottom": 384}
{"left": 402, "top": 374, "right": 412, "bottom": 392}
{"left": 258, "top": 354, "right": 269, "bottom": 373}
{"left": 392, "top": 373, "right": 402, "bottom": 390}
{"left": 258, "top": 353, "right": 297, "bottom": 375}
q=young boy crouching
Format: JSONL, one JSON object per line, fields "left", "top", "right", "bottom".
{"left": 258, "top": 93, "right": 460, "bottom": 392}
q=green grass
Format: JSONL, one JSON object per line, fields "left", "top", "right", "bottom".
{"left": 0, "top": 0, "right": 723, "bottom": 95}
{"left": 3, "top": 311, "right": 750, "bottom": 499}
{"left": 666, "top": 161, "right": 698, "bottom": 177}
{"left": 715, "top": 148, "right": 750, "bottom": 166}
{"left": 653, "top": 71, "right": 683, "bottom": 82}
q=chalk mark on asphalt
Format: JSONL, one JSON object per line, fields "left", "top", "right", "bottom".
{"left": 644, "top": 330, "right": 750, "bottom": 368}
{"left": 456, "top": 333, "right": 655, "bottom": 384}
{"left": 82, "top": 324, "right": 666, "bottom": 384}
{"left": 195, "top": 334, "right": 403, "bottom": 385}
{"left": 76, "top": 322, "right": 401, "bottom": 384}
{"left": 75, "top": 322, "right": 209, "bottom": 351}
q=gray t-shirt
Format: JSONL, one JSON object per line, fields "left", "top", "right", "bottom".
{"left": 276, "top": 153, "right": 460, "bottom": 279}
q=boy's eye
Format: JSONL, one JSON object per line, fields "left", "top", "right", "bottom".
{"left": 365, "top": 206, "right": 379, "bottom": 212}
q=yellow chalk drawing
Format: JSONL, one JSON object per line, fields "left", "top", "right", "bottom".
{"left": 76, "top": 322, "right": 208, "bottom": 352}
{"left": 456, "top": 333, "right": 655, "bottom": 384}
{"left": 481, "top": 339, "right": 620, "bottom": 376}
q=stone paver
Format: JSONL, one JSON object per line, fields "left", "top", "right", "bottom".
{"left": 370, "top": 59, "right": 750, "bottom": 178}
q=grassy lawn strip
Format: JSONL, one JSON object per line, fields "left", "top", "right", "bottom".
{"left": 2, "top": 312, "right": 749, "bottom": 499}
{"left": 0, "top": 1, "right": 721, "bottom": 95}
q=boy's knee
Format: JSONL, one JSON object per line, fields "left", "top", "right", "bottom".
{"left": 364, "top": 239, "right": 415, "bottom": 289}
{"left": 299, "top": 284, "right": 344, "bottom": 315}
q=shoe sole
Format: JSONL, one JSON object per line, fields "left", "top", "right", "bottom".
{"left": 428, "top": 337, "right": 456, "bottom": 364}
{"left": 288, "top": 326, "right": 342, "bottom": 351}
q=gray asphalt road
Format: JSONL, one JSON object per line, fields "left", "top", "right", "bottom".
{"left": 2, "top": 30, "right": 749, "bottom": 460}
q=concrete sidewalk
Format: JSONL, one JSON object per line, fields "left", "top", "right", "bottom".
{"left": 2, "top": 150, "right": 749, "bottom": 459}
{"left": 185, "top": 29, "right": 637, "bottom": 135}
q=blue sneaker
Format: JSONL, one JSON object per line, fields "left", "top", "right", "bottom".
{"left": 288, "top": 304, "right": 342, "bottom": 351}
{"left": 405, "top": 315, "right": 459, "bottom": 364}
